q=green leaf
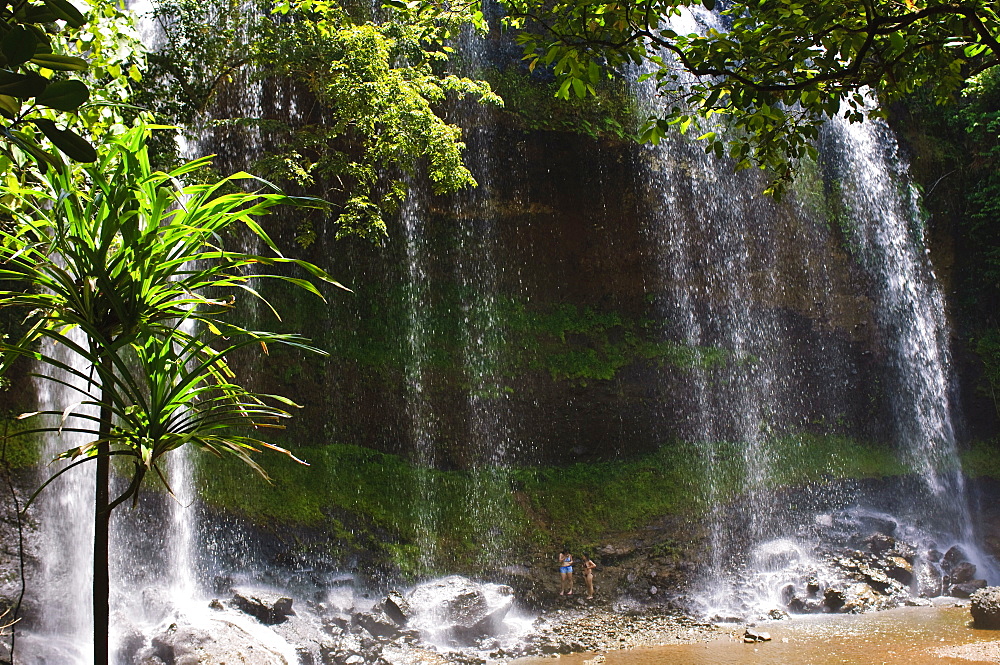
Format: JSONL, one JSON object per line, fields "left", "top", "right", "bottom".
{"left": 30, "top": 53, "right": 89, "bottom": 71}
{"left": 15, "top": 5, "right": 58, "bottom": 23}
{"left": 556, "top": 78, "right": 572, "bottom": 100}
{"left": 32, "top": 118, "right": 97, "bottom": 162}
{"left": 41, "top": 0, "right": 87, "bottom": 28}
{"left": 703, "top": 0, "right": 715, "bottom": 10}
{"left": 36, "top": 79, "right": 89, "bottom": 111}
{"left": 6, "top": 129, "right": 62, "bottom": 169}
{"left": 889, "top": 31, "right": 905, "bottom": 53}
{"left": 0, "top": 71, "right": 47, "bottom": 98}
{"left": 2, "top": 27, "right": 38, "bottom": 68}
{"left": 0, "top": 94, "right": 20, "bottom": 120}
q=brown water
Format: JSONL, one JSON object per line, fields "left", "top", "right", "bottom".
{"left": 515, "top": 606, "right": 1000, "bottom": 665}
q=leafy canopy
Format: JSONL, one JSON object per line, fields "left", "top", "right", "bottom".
{"left": 503, "top": 0, "right": 1000, "bottom": 195}
{"left": 0, "top": 0, "right": 144, "bottom": 167}
{"left": 140, "top": 0, "right": 501, "bottom": 241}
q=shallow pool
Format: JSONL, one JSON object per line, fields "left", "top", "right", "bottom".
{"left": 514, "top": 604, "right": 1000, "bottom": 665}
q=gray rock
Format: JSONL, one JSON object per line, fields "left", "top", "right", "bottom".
{"left": 823, "top": 587, "right": 846, "bottom": 612}
{"left": 377, "top": 590, "right": 412, "bottom": 626}
{"left": 150, "top": 621, "right": 287, "bottom": 664}
{"left": 406, "top": 576, "right": 514, "bottom": 643}
{"left": 744, "top": 628, "right": 771, "bottom": 642}
{"left": 353, "top": 610, "right": 401, "bottom": 640}
{"left": 233, "top": 587, "right": 296, "bottom": 624}
{"left": 882, "top": 556, "right": 914, "bottom": 585}
{"left": 942, "top": 546, "right": 968, "bottom": 572}
{"left": 115, "top": 622, "right": 147, "bottom": 665}
{"left": 915, "top": 560, "right": 945, "bottom": 598}
{"left": 137, "top": 656, "right": 167, "bottom": 665}
{"left": 951, "top": 579, "right": 988, "bottom": 598}
{"left": 950, "top": 561, "right": 977, "bottom": 585}
{"left": 865, "top": 533, "right": 897, "bottom": 555}
{"left": 971, "top": 587, "right": 1000, "bottom": 629}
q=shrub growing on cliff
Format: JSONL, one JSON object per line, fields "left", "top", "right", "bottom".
{"left": 137, "top": 0, "right": 501, "bottom": 242}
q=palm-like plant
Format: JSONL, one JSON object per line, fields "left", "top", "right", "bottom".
{"left": 0, "top": 124, "right": 339, "bottom": 665}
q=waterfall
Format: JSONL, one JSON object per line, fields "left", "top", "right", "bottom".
{"left": 401, "top": 187, "right": 443, "bottom": 571}
{"left": 28, "top": 338, "right": 96, "bottom": 662}
{"left": 822, "top": 115, "right": 999, "bottom": 581}
{"left": 629, "top": 5, "right": 990, "bottom": 618}
{"left": 15, "top": 0, "right": 1000, "bottom": 656}
{"left": 824, "top": 116, "right": 964, "bottom": 513}
{"left": 452, "top": 6, "right": 519, "bottom": 568}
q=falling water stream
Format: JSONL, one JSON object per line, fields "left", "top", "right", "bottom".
{"left": 28, "top": 336, "right": 96, "bottom": 662}
{"left": 631, "top": 5, "right": 993, "bottom": 620}
{"left": 401, "top": 186, "right": 443, "bottom": 571}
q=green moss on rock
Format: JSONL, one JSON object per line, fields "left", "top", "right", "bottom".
{"left": 196, "top": 432, "right": 908, "bottom": 573}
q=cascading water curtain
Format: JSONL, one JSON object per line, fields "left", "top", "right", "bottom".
{"left": 630, "top": 3, "right": 988, "bottom": 617}
{"left": 822, "top": 116, "right": 992, "bottom": 573}
{"left": 451, "top": 10, "right": 520, "bottom": 570}
{"left": 401, "top": 186, "right": 443, "bottom": 573}
{"left": 29, "top": 335, "right": 96, "bottom": 663}
{"left": 632, "top": 6, "right": 827, "bottom": 618}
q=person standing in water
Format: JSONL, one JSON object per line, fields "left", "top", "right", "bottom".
{"left": 581, "top": 554, "right": 597, "bottom": 599}
{"left": 558, "top": 550, "right": 574, "bottom": 595}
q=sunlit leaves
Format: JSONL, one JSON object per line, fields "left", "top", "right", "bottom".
{"left": 0, "top": 124, "right": 335, "bottom": 501}
{"left": 503, "top": 0, "right": 1000, "bottom": 195}
{"left": 141, "top": 0, "right": 499, "bottom": 240}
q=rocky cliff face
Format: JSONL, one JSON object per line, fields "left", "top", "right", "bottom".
{"left": 236, "top": 117, "right": 912, "bottom": 469}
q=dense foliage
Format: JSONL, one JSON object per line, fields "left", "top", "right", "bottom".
{"left": 0, "top": 0, "right": 143, "bottom": 167}
{"left": 0, "top": 124, "right": 334, "bottom": 664}
{"left": 504, "top": 0, "right": 999, "bottom": 195}
{"left": 139, "top": 0, "right": 500, "bottom": 240}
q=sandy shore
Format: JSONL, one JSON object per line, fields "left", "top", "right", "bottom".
{"left": 933, "top": 640, "right": 1000, "bottom": 662}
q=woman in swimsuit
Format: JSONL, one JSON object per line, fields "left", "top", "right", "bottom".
{"left": 581, "top": 554, "right": 596, "bottom": 599}
{"left": 558, "top": 550, "right": 574, "bottom": 595}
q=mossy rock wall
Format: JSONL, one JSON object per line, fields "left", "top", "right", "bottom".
{"left": 223, "top": 122, "right": 901, "bottom": 471}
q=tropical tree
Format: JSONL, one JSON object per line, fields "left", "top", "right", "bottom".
{"left": 503, "top": 0, "right": 999, "bottom": 195}
{"left": 137, "top": 0, "right": 501, "bottom": 241}
{"left": 0, "top": 124, "right": 338, "bottom": 665}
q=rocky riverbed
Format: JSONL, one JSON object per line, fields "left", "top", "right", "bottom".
{"left": 518, "top": 608, "right": 724, "bottom": 656}
{"left": 115, "top": 581, "right": 725, "bottom": 665}
{"left": 4, "top": 476, "right": 1000, "bottom": 664}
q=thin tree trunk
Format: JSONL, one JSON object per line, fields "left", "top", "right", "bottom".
{"left": 94, "top": 400, "right": 111, "bottom": 665}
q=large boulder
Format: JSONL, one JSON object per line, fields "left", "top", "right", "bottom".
{"left": 144, "top": 621, "right": 289, "bottom": 664}
{"left": 376, "top": 590, "right": 413, "bottom": 626}
{"left": 953, "top": 579, "right": 989, "bottom": 599}
{"left": 971, "top": 587, "right": 1000, "bottom": 629}
{"left": 232, "top": 587, "right": 296, "bottom": 625}
{"left": 406, "top": 575, "right": 514, "bottom": 643}
{"left": 353, "top": 609, "right": 402, "bottom": 640}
